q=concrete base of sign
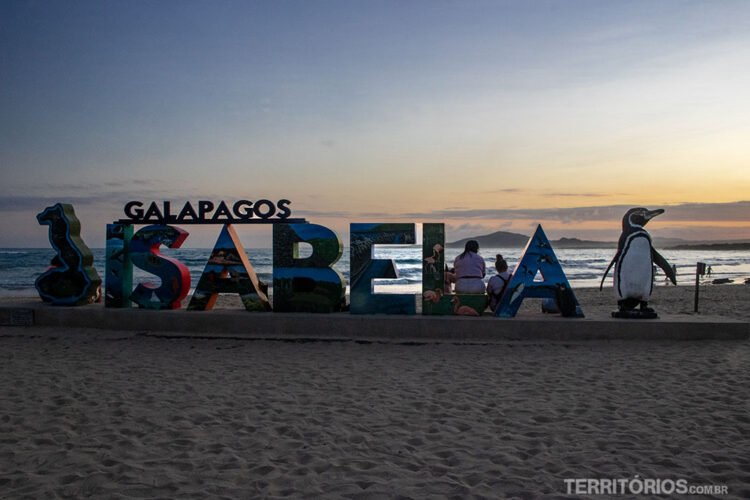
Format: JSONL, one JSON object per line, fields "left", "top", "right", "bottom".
{"left": 1, "top": 300, "right": 747, "bottom": 342}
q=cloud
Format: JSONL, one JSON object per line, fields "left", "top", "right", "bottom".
{"left": 29, "top": 179, "right": 160, "bottom": 193}
{"left": 657, "top": 201, "right": 750, "bottom": 222}
{"left": 0, "top": 181, "right": 251, "bottom": 214}
{"left": 0, "top": 194, "right": 124, "bottom": 212}
{"left": 7, "top": 196, "right": 747, "bottom": 228}
{"left": 0, "top": 180, "right": 175, "bottom": 214}
{"left": 481, "top": 188, "right": 525, "bottom": 194}
{"left": 293, "top": 209, "right": 361, "bottom": 219}
{"left": 400, "top": 206, "right": 627, "bottom": 221}
{"left": 545, "top": 192, "right": 615, "bottom": 198}
{"left": 479, "top": 188, "right": 621, "bottom": 199}
{"left": 447, "top": 222, "right": 495, "bottom": 233}
{"left": 252, "top": 201, "right": 750, "bottom": 226}
{"left": 401, "top": 201, "right": 750, "bottom": 223}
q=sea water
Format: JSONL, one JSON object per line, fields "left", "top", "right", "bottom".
{"left": 1, "top": 246, "right": 749, "bottom": 298}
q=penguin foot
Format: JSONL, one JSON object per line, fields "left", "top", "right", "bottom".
{"left": 617, "top": 299, "right": 640, "bottom": 311}
{"left": 613, "top": 298, "right": 658, "bottom": 318}
{"left": 639, "top": 301, "right": 655, "bottom": 313}
{"left": 612, "top": 308, "right": 658, "bottom": 319}
{"left": 612, "top": 310, "right": 658, "bottom": 319}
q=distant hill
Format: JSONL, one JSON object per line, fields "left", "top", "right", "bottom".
{"left": 447, "top": 231, "right": 529, "bottom": 248}
{"left": 551, "top": 237, "right": 614, "bottom": 249}
{"left": 447, "top": 231, "right": 613, "bottom": 249}
{"left": 652, "top": 237, "right": 690, "bottom": 248}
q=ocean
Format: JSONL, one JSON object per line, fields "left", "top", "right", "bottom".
{"left": 2, "top": 246, "right": 749, "bottom": 298}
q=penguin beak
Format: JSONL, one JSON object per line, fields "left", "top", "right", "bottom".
{"left": 643, "top": 209, "right": 665, "bottom": 223}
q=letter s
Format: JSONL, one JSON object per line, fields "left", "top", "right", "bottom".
{"left": 277, "top": 199, "right": 291, "bottom": 219}
{"left": 129, "top": 225, "right": 190, "bottom": 309}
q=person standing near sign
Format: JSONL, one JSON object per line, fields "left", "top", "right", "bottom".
{"left": 487, "top": 254, "right": 511, "bottom": 312}
{"left": 453, "top": 240, "right": 486, "bottom": 294}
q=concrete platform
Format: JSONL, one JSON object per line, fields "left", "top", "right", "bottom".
{"left": 1, "top": 300, "right": 748, "bottom": 342}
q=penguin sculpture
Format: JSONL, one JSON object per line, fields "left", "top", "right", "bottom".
{"left": 600, "top": 207, "right": 676, "bottom": 318}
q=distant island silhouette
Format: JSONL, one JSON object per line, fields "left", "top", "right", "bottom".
{"left": 447, "top": 230, "right": 750, "bottom": 250}
{"left": 447, "top": 231, "right": 613, "bottom": 249}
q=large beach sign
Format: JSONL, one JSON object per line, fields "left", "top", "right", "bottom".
{"left": 36, "top": 200, "right": 584, "bottom": 318}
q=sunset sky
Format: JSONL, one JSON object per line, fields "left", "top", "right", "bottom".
{"left": 1, "top": 0, "right": 749, "bottom": 248}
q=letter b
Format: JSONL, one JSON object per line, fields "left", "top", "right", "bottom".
{"left": 272, "top": 223, "right": 346, "bottom": 312}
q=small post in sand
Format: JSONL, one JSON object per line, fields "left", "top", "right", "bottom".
{"left": 694, "top": 262, "right": 706, "bottom": 313}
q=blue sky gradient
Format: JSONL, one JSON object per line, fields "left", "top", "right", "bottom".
{"left": 2, "top": 1, "right": 749, "bottom": 247}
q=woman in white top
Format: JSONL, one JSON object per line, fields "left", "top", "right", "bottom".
{"left": 453, "top": 240, "right": 486, "bottom": 294}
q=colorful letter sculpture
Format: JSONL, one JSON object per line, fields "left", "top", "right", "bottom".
{"left": 272, "top": 224, "right": 346, "bottom": 312}
{"left": 187, "top": 224, "right": 271, "bottom": 311}
{"left": 35, "top": 203, "right": 102, "bottom": 305}
{"left": 350, "top": 223, "right": 416, "bottom": 314}
{"left": 129, "top": 225, "right": 191, "bottom": 309}
{"left": 494, "top": 225, "right": 583, "bottom": 318}
{"left": 105, "top": 223, "right": 133, "bottom": 308}
{"left": 422, "top": 223, "right": 487, "bottom": 316}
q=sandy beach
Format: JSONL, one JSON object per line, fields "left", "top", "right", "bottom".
{"left": 572, "top": 282, "right": 750, "bottom": 322}
{"left": 2, "top": 285, "right": 749, "bottom": 498}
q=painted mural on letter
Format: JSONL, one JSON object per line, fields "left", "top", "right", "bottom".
{"left": 495, "top": 225, "right": 584, "bottom": 318}
{"left": 422, "top": 223, "right": 487, "bottom": 316}
{"left": 187, "top": 224, "right": 271, "bottom": 312}
{"left": 35, "top": 203, "right": 101, "bottom": 306}
{"left": 273, "top": 223, "right": 346, "bottom": 313}
{"left": 129, "top": 224, "right": 191, "bottom": 310}
{"left": 105, "top": 223, "right": 133, "bottom": 308}
{"left": 350, "top": 223, "right": 416, "bottom": 315}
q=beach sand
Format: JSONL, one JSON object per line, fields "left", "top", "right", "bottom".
{"left": 1, "top": 285, "right": 749, "bottom": 498}
{"left": 573, "top": 282, "right": 750, "bottom": 322}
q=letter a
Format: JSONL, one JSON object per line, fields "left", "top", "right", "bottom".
{"left": 494, "top": 225, "right": 584, "bottom": 318}
{"left": 187, "top": 224, "right": 271, "bottom": 311}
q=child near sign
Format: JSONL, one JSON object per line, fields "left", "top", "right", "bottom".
{"left": 487, "top": 254, "right": 511, "bottom": 313}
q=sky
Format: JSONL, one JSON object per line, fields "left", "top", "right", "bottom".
{"left": 1, "top": 0, "right": 749, "bottom": 248}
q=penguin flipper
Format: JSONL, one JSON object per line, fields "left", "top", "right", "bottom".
{"left": 652, "top": 249, "right": 676, "bottom": 285}
{"left": 600, "top": 253, "right": 619, "bottom": 291}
